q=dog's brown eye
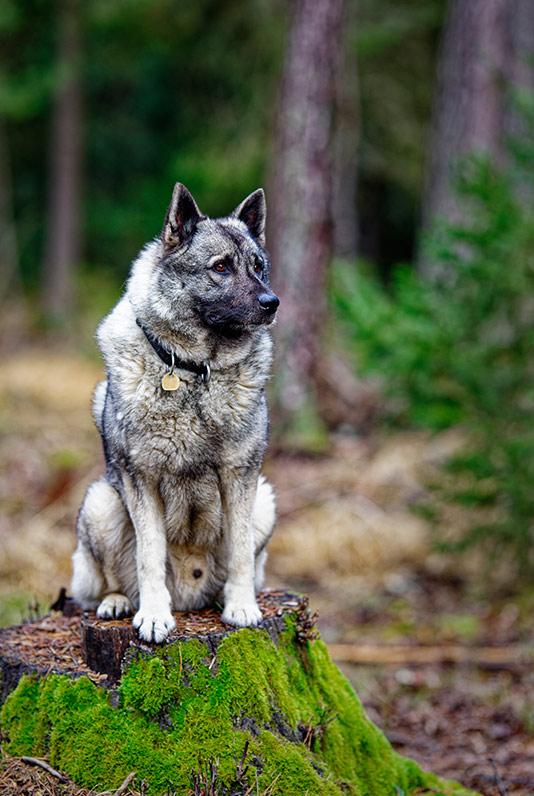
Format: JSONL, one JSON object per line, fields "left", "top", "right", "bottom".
{"left": 214, "top": 261, "right": 227, "bottom": 273}
{"left": 254, "top": 262, "right": 263, "bottom": 274}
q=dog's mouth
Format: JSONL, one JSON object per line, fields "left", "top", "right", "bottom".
{"left": 199, "top": 301, "right": 278, "bottom": 337}
{"left": 204, "top": 315, "right": 275, "bottom": 340}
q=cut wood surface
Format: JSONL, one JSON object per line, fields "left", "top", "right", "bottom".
{"left": 80, "top": 591, "right": 299, "bottom": 683}
{"left": 0, "top": 591, "right": 306, "bottom": 693}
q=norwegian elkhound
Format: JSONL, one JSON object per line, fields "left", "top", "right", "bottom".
{"left": 71, "top": 183, "right": 278, "bottom": 643}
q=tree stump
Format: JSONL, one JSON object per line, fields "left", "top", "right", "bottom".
{"left": 0, "top": 591, "right": 478, "bottom": 796}
{"left": 79, "top": 593, "right": 295, "bottom": 685}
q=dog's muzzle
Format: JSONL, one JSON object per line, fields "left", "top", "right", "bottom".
{"left": 258, "top": 292, "right": 280, "bottom": 316}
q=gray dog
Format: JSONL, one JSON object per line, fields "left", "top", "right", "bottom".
{"left": 71, "top": 183, "right": 278, "bottom": 643}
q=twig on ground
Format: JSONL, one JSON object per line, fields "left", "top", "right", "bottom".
{"left": 328, "top": 642, "right": 533, "bottom": 668}
{"left": 260, "top": 773, "right": 281, "bottom": 796}
{"left": 489, "top": 758, "right": 508, "bottom": 796}
{"left": 21, "top": 756, "right": 66, "bottom": 782}
{"left": 111, "top": 771, "right": 136, "bottom": 796}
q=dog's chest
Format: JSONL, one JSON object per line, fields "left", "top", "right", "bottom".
{"left": 118, "top": 366, "right": 263, "bottom": 472}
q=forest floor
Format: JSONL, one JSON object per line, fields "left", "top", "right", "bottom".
{"left": 1, "top": 346, "right": 534, "bottom": 795}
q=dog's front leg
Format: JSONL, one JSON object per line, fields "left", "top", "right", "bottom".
{"left": 220, "top": 474, "right": 263, "bottom": 627}
{"left": 122, "top": 477, "right": 176, "bottom": 643}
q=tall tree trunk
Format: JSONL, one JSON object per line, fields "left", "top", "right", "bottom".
{"left": 421, "top": 0, "right": 506, "bottom": 235}
{"left": 268, "top": 0, "right": 345, "bottom": 445}
{"left": 420, "top": 0, "right": 534, "bottom": 263}
{"left": 0, "top": 119, "right": 20, "bottom": 306}
{"left": 42, "top": 0, "right": 82, "bottom": 323}
{"left": 332, "top": 1, "right": 359, "bottom": 260}
{"left": 502, "top": 0, "right": 534, "bottom": 142}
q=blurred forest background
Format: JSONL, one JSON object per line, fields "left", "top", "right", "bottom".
{"left": 3, "top": 0, "right": 534, "bottom": 790}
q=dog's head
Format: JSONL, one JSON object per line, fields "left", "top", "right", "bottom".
{"left": 153, "top": 183, "right": 279, "bottom": 340}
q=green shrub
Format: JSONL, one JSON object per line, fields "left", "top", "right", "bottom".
{"left": 331, "top": 148, "right": 534, "bottom": 577}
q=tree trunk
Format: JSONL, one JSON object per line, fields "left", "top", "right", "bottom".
{"left": 42, "top": 0, "right": 82, "bottom": 323}
{"left": 0, "top": 119, "right": 20, "bottom": 306}
{"left": 268, "top": 0, "right": 345, "bottom": 446}
{"left": 420, "top": 0, "right": 534, "bottom": 261}
{"left": 502, "top": 0, "right": 534, "bottom": 143}
{"left": 421, "top": 0, "right": 506, "bottom": 235}
{"left": 0, "top": 593, "right": 471, "bottom": 796}
{"left": 332, "top": 1, "right": 359, "bottom": 260}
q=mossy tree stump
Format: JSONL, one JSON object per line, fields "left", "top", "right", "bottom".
{"left": 0, "top": 591, "right": 478, "bottom": 796}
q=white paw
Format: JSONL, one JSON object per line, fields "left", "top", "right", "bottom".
{"left": 221, "top": 601, "right": 263, "bottom": 627}
{"left": 132, "top": 608, "right": 176, "bottom": 643}
{"left": 96, "top": 593, "right": 133, "bottom": 619}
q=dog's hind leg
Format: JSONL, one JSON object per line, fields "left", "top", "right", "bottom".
{"left": 71, "top": 477, "right": 136, "bottom": 618}
{"left": 71, "top": 539, "right": 105, "bottom": 611}
{"left": 252, "top": 475, "right": 276, "bottom": 592}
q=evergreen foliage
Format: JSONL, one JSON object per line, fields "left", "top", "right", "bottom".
{"left": 1, "top": 0, "right": 286, "bottom": 285}
{"left": 332, "top": 136, "right": 534, "bottom": 576}
{"left": 1, "top": 0, "right": 447, "bottom": 290}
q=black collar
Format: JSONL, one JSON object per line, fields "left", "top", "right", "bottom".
{"left": 136, "top": 320, "right": 211, "bottom": 384}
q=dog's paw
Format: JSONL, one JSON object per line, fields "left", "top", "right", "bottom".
{"left": 221, "top": 601, "right": 263, "bottom": 627}
{"left": 132, "top": 608, "right": 176, "bottom": 643}
{"left": 96, "top": 593, "right": 133, "bottom": 619}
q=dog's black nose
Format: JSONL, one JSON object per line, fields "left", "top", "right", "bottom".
{"left": 258, "top": 293, "right": 280, "bottom": 314}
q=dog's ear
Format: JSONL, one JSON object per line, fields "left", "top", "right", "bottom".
{"left": 162, "top": 183, "right": 203, "bottom": 249}
{"left": 232, "top": 189, "right": 266, "bottom": 247}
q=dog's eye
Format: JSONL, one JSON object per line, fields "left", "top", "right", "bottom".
{"left": 254, "top": 262, "right": 263, "bottom": 274}
{"left": 213, "top": 261, "right": 227, "bottom": 273}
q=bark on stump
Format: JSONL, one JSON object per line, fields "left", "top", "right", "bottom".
{"left": 0, "top": 591, "right": 478, "bottom": 796}
{"left": 79, "top": 593, "right": 297, "bottom": 685}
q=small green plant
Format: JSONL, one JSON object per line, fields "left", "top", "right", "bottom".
{"left": 331, "top": 124, "right": 534, "bottom": 579}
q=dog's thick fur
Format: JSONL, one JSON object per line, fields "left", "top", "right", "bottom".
{"left": 71, "top": 183, "right": 278, "bottom": 643}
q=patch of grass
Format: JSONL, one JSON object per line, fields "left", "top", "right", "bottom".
{"left": 0, "top": 592, "right": 45, "bottom": 628}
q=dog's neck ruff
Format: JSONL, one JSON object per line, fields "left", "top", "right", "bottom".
{"left": 136, "top": 319, "right": 211, "bottom": 385}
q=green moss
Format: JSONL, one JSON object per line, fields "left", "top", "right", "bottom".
{"left": 1, "top": 621, "right": 480, "bottom": 796}
{"left": 252, "top": 731, "right": 343, "bottom": 795}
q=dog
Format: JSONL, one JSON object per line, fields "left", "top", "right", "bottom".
{"left": 71, "top": 183, "right": 278, "bottom": 643}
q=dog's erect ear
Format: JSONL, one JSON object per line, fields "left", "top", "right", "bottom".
{"left": 162, "top": 183, "right": 203, "bottom": 249}
{"left": 232, "top": 189, "right": 266, "bottom": 247}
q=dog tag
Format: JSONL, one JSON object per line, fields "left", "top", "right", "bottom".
{"left": 161, "top": 372, "right": 180, "bottom": 391}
